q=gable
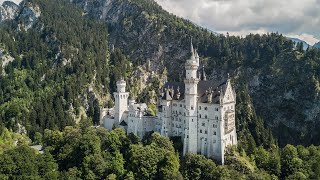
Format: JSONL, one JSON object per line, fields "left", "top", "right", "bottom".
{"left": 223, "top": 82, "right": 235, "bottom": 103}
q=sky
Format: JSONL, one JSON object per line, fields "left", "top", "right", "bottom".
{"left": 155, "top": 0, "right": 320, "bottom": 45}
{"left": 2, "top": 0, "right": 319, "bottom": 45}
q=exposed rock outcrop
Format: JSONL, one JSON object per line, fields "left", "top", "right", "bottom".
{"left": 0, "top": 1, "right": 20, "bottom": 23}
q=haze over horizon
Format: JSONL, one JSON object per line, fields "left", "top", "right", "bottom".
{"left": 1, "top": 0, "right": 319, "bottom": 45}
{"left": 155, "top": 0, "right": 320, "bottom": 45}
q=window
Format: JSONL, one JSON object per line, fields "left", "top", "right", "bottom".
{"left": 202, "top": 122, "right": 205, "bottom": 126}
{"left": 192, "top": 119, "right": 194, "bottom": 122}
{"left": 199, "top": 106, "right": 202, "bottom": 110}
{"left": 205, "top": 115, "right": 208, "bottom": 119}
{"left": 205, "top": 130, "right": 207, "bottom": 134}
{"left": 200, "top": 130, "right": 202, "bottom": 133}
{"left": 215, "top": 107, "right": 219, "bottom": 111}
{"left": 199, "top": 114, "right": 202, "bottom": 118}
{"left": 191, "top": 106, "right": 194, "bottom": 110}
{"left": 215, "top": 116, "right": 218, "bottom": 120}
{"left": 180, "top": 104, "right": 182, "bottom": 107}
{"left": 204, "top": 107, "right": 208, "bottom": 110}
{"left": 213, "top": 131, "right": 216, "bottom": 135}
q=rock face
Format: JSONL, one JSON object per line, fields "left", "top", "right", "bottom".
{"left": 72, "top": 0, "right": 320, "bottom": 146}
{"left": 73, "top": 0, "right": 191, "bottom": 79}
{"left": 0, "top": 1, "right": 41, "bottom": 30}
{"left": 17, "top": 2, "right": 41, "bottom": 31}
{"left": 0, "top": 1, "right": 20, "bottom": 23}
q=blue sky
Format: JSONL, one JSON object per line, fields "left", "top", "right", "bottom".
{"left": 155, "top": 0, "right": 320, "bottom": 45}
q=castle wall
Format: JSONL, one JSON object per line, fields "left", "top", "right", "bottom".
{"left": 101, "top": 45, "right": 237, "bottom": 165}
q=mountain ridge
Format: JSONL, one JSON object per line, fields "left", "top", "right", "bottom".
{"left": 73, "top": 0, "right": 320, "bottom": 146}
{"left": 0, "top": 0, "right": 320, "bottom": 147}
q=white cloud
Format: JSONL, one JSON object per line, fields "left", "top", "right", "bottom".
{"left": 155, "top": 0, "right": 320, "bottom": 45}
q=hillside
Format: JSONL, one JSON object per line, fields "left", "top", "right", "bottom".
{"left": 1, "top": 0, "right": 320, "bottom": 179}
{"left": 72, "top": 0, "right": 320, "bottom": 146}
{"left": 0, "top": 0, "right": 320, "bottom": 147}
{"left": 287, "top": 37, "right": 310, "bottom": 50}
{"left": 0, "top": 0, "right": 111, "bottom": 136}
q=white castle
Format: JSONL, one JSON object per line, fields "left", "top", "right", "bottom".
{"left": 101, "top": 43, "right": 237, "bottom": 164}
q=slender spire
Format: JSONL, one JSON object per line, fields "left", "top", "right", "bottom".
{"left": 200, "top": 65, "right": 207, "bottom": 81}
{"left": 190, "top": 38, "right": 195, "bottom": 57}
{"left": 190, "top": 38, "right": 194, "bottom": 53}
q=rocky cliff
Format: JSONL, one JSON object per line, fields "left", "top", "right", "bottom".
{"left": 72, "top": 0, "right": 320, "bottom": 146}
{"left": 0, "top": 1, "right": 19, "bottom": 22}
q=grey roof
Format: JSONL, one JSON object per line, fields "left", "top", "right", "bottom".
{"left": 120, "top": 120, "right": 127, "bottom": 126}
{"left": 162, "top": 79, "right": 228, "bottom": 104}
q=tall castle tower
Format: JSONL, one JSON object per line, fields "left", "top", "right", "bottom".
{"left": 114, "top": 78, "right": 129, "bottom": 126}
{"left": 183, "top": 41, "right": 200, "bottom": 155}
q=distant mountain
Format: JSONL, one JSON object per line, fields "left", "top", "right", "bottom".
{"left": 287, "top": 37, "right": 310, "bottom": 50}
{"left": 313, "top": 42, "right": 320, "bottom": 49}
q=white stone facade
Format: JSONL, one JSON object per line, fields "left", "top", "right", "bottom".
{"left": 101, "top": 43, "right": 237, "bottom": 164}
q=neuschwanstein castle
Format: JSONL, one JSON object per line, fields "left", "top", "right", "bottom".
{"left": 100, "top": 43, "right": 237, "bottom": 164}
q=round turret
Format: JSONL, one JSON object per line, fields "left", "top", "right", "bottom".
{"left": 116, "top": 79, "right": 126, "bottom": 93}
{"left": 129, "top": 97, "right": 135, "bottom": 106}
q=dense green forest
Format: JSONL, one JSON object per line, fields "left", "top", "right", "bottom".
{"left": 1, "top": 0, "right": 320, "bottom": 179}
{"left": 0, "top": 0, "right": 111, "bottom": 136}
{"left": 1, "top": 121, "right": 320, "bottom": 179}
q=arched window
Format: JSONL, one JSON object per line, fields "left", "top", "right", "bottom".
{"left": 205, "top": 115, "right": 208, "bottom": 119}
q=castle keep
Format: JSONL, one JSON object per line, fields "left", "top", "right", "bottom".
{"left": 101, "top": 43, "right": 237, "bottom": 164}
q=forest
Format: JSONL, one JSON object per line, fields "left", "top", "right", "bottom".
{"left": 1, "top": 121, "right": 320, "bottom": 179}
{"left": 0, "top": 0, "right": 320, "bottom": 179}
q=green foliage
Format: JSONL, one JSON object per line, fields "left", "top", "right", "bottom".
{"left": 128, "top": 133, "right": 181, "bottom": 179}
{"left": 0, "top": 145, "right": 58, "bottom": 179}
{"left": 0, "top": 0, "right": 110, "bottom": 135}
{"left": 0, "top": 126, "right": 31, "bottom": 153}
{"left": 181, "top": 153, "right": 218, "bottom": 180}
